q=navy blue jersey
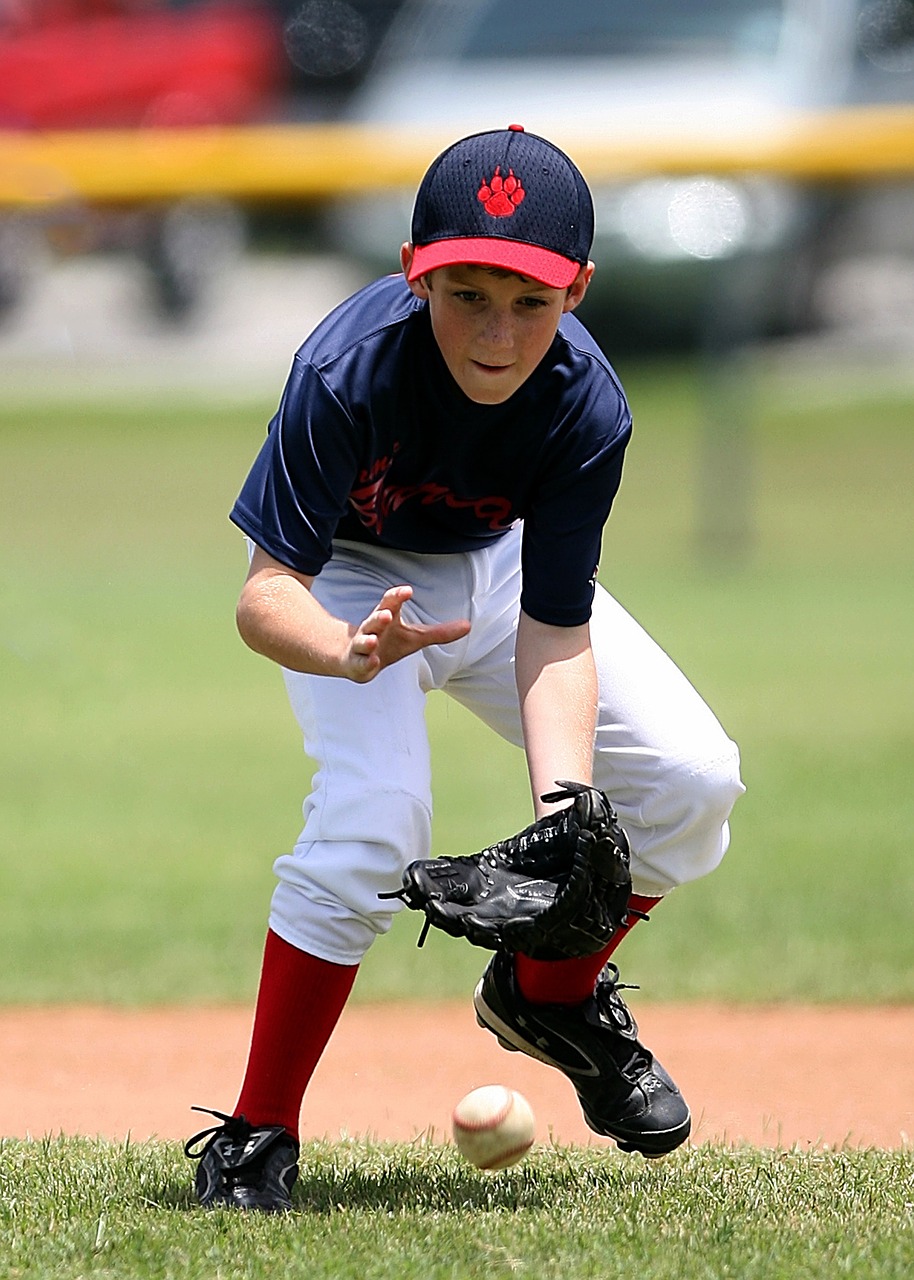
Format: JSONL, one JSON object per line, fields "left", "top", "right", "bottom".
{"left": 231, "top": 275, "right": 631, "bottom": 626}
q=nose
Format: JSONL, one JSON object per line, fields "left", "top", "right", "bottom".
{"left": 480, "top": 306, "right": 514, "bottom": 353}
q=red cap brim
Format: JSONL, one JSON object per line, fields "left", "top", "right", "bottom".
{"left": 407, "top": 237, "right": 582, "bottom": 289}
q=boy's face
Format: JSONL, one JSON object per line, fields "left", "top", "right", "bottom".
{"left": 401, "top": 248, "right": 593, "bottom": 405}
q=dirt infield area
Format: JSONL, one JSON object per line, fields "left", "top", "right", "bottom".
{"left": 2, "top": 1003, "right": 912, "bottom": 1150}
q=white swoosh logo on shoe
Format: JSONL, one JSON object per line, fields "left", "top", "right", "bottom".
{"left": 519, "top": 1022, "right": 602, "bottom": 1078}
{"left": 476, "top": 998, "right": 601, "bottom": 1078}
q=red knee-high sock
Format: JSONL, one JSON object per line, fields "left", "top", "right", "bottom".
{"left": 234, "top": 929, "right": 358, "bottom": 1140}
{"left": 514, "top": 894, "right": 662, "bottom": 1006}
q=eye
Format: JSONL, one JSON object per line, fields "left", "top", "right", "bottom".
{"left": 454, "top": 290, "right": 483, "bottom": 303}
{"left": 517, "top": 295, "right": 549, "bottom": 309}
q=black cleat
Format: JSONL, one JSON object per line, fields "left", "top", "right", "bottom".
{"left": 474, "top": 952, "right": 690, "bottom": 1157}
{"left": 184, "top": 1107, "right": 299, "bottom": 1212}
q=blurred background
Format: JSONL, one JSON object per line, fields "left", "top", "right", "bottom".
{"left": 1, "top": 0, "right": 913, "bottom": 1008}
{"left": 1, "top": 0, "right": 914, "bottom": 346}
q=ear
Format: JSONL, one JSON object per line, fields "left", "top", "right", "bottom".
{"left": 400, "top": 243, "right": 431, "bottom": 299}
{"left": 562, "top": 261, "right": 595, "bottom": 314}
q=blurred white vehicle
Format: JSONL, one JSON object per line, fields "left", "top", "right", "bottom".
{"left": 329, "top": 0, "right": 914, "bottom": 347}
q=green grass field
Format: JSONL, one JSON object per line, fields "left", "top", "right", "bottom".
{"left": 2, "top": 1137, "right": 913, "bottom": 1279}
{"left": 5, "top": 1136, "right": 911, "bottom": 1274}
{"left": 1, "top": 352, "right": 913, "bottom": 1276}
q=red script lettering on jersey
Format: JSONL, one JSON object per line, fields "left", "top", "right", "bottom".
{"left": 349, "top": 455, "right": 514, "bottom": 534}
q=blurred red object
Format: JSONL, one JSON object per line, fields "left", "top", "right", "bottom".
{"left": 0, "top": 2, "right": 287, "bottom": 128}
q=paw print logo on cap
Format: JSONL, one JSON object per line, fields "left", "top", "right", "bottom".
{"left": 477, "top": 166, "right": 525, "bottom": 218}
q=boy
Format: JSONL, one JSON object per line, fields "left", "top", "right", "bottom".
{"left": 185, "top": 125, "right": 744, "bottom": 1210}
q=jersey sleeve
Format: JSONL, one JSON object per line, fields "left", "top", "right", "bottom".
{"left": 229, "top": 355, "right": 361, "bottom": 575}
{"left": 519, "top": 376, "right": 631, "bottom": 627}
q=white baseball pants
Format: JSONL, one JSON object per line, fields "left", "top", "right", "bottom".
{"left": 269, "top": 528, "right": 745, "bottom": 965}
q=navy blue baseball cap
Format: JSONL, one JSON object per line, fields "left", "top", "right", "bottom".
{"left": 408, "top": 125, "right": 594, "bottom": 289}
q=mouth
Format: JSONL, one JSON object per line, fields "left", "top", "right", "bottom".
{"left": 472, "top": 360, "right": 513, "bottom": 373}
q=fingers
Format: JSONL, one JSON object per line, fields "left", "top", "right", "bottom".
{"left": 423, "top": 617, "right": 472, "bottom": 646}
{"left": 341, "top": 606, "right": 383, "bottom": 682}
{"left": 379, "top": 584, "right": 413, "bottom": 615}
{"left": 359, "top": 586, "right": 412, "bottom": 637}
{"left": 346, "top": 584, "right": 471, "bottom": 681}
{"left": 349, "top": 627, "right": 382, "bottom": 662}
{"left": 362, "top": 586, "right": 470, "bottom": 648}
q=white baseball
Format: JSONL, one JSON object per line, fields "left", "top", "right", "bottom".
{"left": 452, "top": 1085, "right": 536, "bottom": 1170}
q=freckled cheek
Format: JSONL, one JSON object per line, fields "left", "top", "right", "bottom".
{"left": 513, "top": 335, "right": 543, "bottom": 371}
{"left": 528, "top": 327, "right": 558, "bottom": 367}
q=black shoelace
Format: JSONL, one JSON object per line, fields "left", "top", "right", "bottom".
{"left": 183, "top": 1106, "right": 251, "bottom": 1159}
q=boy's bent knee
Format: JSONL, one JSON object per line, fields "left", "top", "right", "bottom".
{"left": 267, "top": 787, "right": 434, "bottom": 965}
{"left": 625, "top": 739, "right": 745, "bottom": 895}
{"left": 686, "top": 740, "right": 745, "bottom": 826}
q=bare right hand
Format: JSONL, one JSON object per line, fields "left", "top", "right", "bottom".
{"left": 344, "top": 584, "right": 471, "bottom": 683}
{"left": 237, "top": 547, "right": 470, "bottom": 682}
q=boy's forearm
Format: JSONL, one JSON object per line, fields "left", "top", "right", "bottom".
{"left": 236, "top": 546, "right": 472, "bottom": 682}
{"left": 235, "top": 546, "right": 355, "bottom": 677}
{"left": 515, "top": 611, "right": 597, "bottom": 817}
{"left": 236, "top": 569, "right": 355, "bottom": 677}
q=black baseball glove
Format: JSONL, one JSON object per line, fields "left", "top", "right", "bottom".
{"left": 379, "top": 781, "right": 636, "bottom": 959}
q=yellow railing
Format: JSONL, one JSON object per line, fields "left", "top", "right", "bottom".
{"left": 2, "top": 105, "right": 914, "bottom": 207}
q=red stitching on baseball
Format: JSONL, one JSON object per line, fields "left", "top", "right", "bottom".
{"left": 452, "top": 1092, "right": 512, "bottom": 1133}
{"left": 474, "top": 1137, "right": 535, "bottom": 1170}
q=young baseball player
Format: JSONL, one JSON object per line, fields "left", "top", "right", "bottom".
{"left": 185, "top": 125, "right": 744, "bottom": 1211}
